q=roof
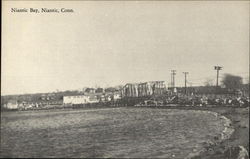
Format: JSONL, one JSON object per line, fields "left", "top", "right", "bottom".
{"left": 63, "top": 93, "right": 85, "bottom": 97}
{"left": 125, "top": 81, "right": 165, "bottom": 86}
{"left": 88, "top": 95, "right": 98, "bottom": 100}
{"left": 7, "top": 100, "right": 17, "bottom": 104}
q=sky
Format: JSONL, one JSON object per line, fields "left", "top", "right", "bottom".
{"left": 2, "top": 1, "right": 249, "bottom": 95}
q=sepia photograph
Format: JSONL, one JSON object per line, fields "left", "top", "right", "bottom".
{"left": 1, "top": 0, "right": 249, "bottom": 158}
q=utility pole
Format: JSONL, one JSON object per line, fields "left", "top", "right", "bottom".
{"left": 170, "top": 71, "right": 173, "bottom": 88}
{"left": 171, "top": 70, "right": 176, "bottom": 88}
{"left": 214, "top": 66, "right": 222, "bottom": 87}
{"left": 183, "top": 72, "right": 189, "bottom": 94}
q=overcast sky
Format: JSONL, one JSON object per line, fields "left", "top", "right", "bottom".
{"left": 2, "top": 1, "right": 249, "bottom": 95}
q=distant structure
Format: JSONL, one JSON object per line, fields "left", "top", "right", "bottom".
{"left": 3, "top": 100, "right": 18, "bottom": 109}
{"left": 171, "top": 70, "right": 176, "bottom": 88}
{"left": 63, "top": 92, "right": 122, "bottom": 105}
{"left": 183, "top": 72, "right": 189, "bottom": 94}
{"left": 214, "top": 66, "right": 222, "bottom": 87}
{"left": 63, "top": 95, "right": 98, "bottom": 105}
{"left": 121, "top": 81, "right": 167, "bottom": 97}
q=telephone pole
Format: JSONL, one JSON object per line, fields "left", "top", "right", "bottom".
{"left": 171, "top": 70, "right": 176, "bottom": 88}
{"left": 170, "top": 72, "right": 173, "bottom": 88}
{"left": 214, "top": 66, "right": 222, "bottom": 87}
{"left": 183, "top": 72, "right": 189, "bottom": 94}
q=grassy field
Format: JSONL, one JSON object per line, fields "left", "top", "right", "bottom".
{"left": 0, "top": 107, "right": 240, "bottom": 158}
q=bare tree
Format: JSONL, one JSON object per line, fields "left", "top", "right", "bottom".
{"left": 204, "top": 78, "right": 213, "bottom": 86}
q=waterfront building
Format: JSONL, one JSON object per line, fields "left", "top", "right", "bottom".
{"left": 63, "top": 94, "right": 99, "bottom": 105}
{"left": 4, "top": 100, "right": 18, "bottom": 109}
{"left": 122, "top": 81, "right": 167, "bottom": 97}
{"left": 63, "top": 95, "right": 89, "bottom": 105}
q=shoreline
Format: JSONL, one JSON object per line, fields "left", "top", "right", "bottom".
{"left": 190, "top": 107, "right": 249, "bottom": 159}
{"left": 186, "top": 111, "right": 235, "bottom": 159}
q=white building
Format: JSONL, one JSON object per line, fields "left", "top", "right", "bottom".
{"left": 113, "top": 93, "right": 121, "bottom": 101}
{"left": 63, "top": 95, "right": 90, "bottom": 105}
{"left": 63, "top": 95, "right": 99, "bottom": 105}
{"left": 88, "top": 95, "right": 99, "bottom": 103}
{"left": 5, "top": 100, "right": 18, "bottom": 109}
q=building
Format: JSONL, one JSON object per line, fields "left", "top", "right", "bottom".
{"left": 96, "top": 94, "right": 106, "bottom": 102}
{"left": 85, "top": 88, "right": 96, "bottom": 94}
{"left": 4, "top": 100, "right": 18, "bottom": 109}
{"left": 63, "top": 94, "right": 99, "bottom": 105}
{"left": 121, "top": 81, "right": 167, "bottom": 97}
{"left": 122, "top": 83, "right": 139, "bottom": 97}
{"left": 63, "top": 95, "right": 90, "bottom": 105}
{"left": 88, "top": 95, "right": 99, "bottom": 103}
{"left": 113, "top": 92, "right": 122, "bottom": 101}
{"left": 151, "top": 81, "right": 167, "bottom": 95}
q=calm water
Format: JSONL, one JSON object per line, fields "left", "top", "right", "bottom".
{"left": 1, "top": 107, "right": 227, "bottom": 158}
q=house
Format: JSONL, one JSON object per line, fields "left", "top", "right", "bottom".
{"left": 105, "top": 94, "right": 113, "bottom": 101}
{"left": 85, "top": 88, "right": 96, "bottom": 94}
{"left": 113, "top": 92, "right": 121, "bottom": 101}
{"left": 5, "top": 100, "right": 18, "bottom": 109}
{"left": 96, "top": 88, "right": 104, "bottom": 93}
{"left": 63, "top": 94, "right": 99, "bottom": 105}
{"left": 96, "top": 94, "right": 106, "bottom": 102}
{"left": 63, "top": 95, "right": 89, "bottom": 105}
{"left": 88, "top": 95, "right": 99, "bottom": 103}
